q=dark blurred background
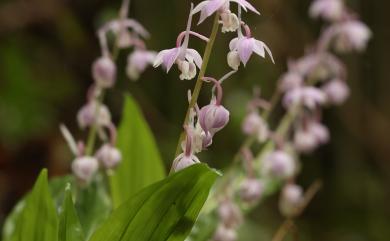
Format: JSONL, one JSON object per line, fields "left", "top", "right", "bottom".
{"left": 0, "top": 0, "right": 389, "bottom": 240}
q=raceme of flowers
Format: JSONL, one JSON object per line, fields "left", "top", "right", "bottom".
{"left": 59, "top": 0, "right": 371, "bottom": 240}
{"left": 61, "top": 0, "right": 157, "bottom": 185}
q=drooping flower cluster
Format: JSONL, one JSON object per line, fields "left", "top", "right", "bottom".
{"left": 205, "top": 0, "right": 371, "bottom": 240}
{"left": 173, "top": 76, "right": 231, "bottom": 172}
{"left": 154, "top": 1, "right": 273, "bottom": 81}
{"left": 61, "top": 0, "right": 155, "bottom": 185}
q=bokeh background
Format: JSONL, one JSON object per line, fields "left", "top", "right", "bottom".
{"left": 0, "top": 0, "right": 389, "bottom": 240}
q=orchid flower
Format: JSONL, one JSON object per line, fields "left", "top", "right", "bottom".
{"left": 172, "top": 126, "right": 200, "bottom": 172}
{"left": 228, "top": 24, "right": 275, "bottom": 67}
{"left": 193, "top": 0, "right": 260, "bottom": 25}
{"left": 153, "top": 4, "right": 209, "bottom": 80}
{"left": 126, "top": 49, "right": 157, "bottom": 81}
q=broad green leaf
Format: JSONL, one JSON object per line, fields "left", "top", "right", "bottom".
{"left": 89, "top": 164, "right": 219, "bottom": 241}
{"left": 2, "top": 175, "right": 73, "bottom": 241}
{"left": 59, "top": 184, "right": 85, "bottom": 241}
{"left": 76, "top": 175, "right": 111, "bottom": 239}
{"left": 109, "top": 94, "right": 166, "bottom": 208}
{"left": 8, "top": 169, "right": 58, "bottom": 241}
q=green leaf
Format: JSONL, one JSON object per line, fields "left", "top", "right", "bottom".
{"left": 75, "top": 175, "right": 111, "bottom": 239}
{"left": 109, "top": 94, "right": 166, "bottom": 208}
{"left": 58, "top": 184, "right": 85, "bottom": 241}
{"left": 89, "top": 164, "right": 219, "bottom": 241}
{"left": 7, "top": 169, "right": 58, "bottom": 241}
{"left": 2, "top": 175, "right": 73, "bottom": 241}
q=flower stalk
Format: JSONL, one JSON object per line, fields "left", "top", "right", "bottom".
{"left": 174, "top": 13, "right": 220, "bottom": 157}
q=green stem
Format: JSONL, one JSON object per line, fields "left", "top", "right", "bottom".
{"left": 174, "top": 14, "right": 220, "bottom": 157}
{"left": 85, "top": 91, "right": 106, "bottom": 156}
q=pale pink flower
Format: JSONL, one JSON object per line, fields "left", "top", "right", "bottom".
{"left": 293, "top": 129, "right": 318, "bottom": 153}
{"left": 308, "top": 121, "right": 330, "bottom": 144}
{"left": 279, "top": 71, "right": 303, "bottom": 92}
{"left": 309, "top": 0, "right": 344, "bottom": 21}
{"left": 153, "top": 5, "right": 203, "bottom": 80}
{"left": 72, "top": 156, "right": 99, "bottom": 184}
{"left": 92, "top": 56, "right": 116, "bottom": 88}
{"left": 213, "top": 224, "right": 237, "bottom": 241}
{"left": 228, "top": 25, "right": 274, "bottom": 66}
{"left": 242, "top": 111, "right": 269, "bottom": 142}
{"left": 193, "top": 0, "right": 259, "bottom": 25}
{"left": 198, "top": 78, "right": 230, "bottom": 135}
{"left": 294, "top": 121, "right": 329, "bottom": 153}
{"left": 279, "top": 183, "right": 304, "bottom": 217}
{"left": 283, "top": 87, "right": 326, "bottom": 110}
{"left": 126, "top": 49, "right": 156, "bottom": 80}
{"left": 96, "top": 144, "right": 122, "bottom": 169}
{"left": 333, "top": 20, "right": 372, "bottom": 53}
{"left": 322, "top": 79, "right": 350, "bottom": 105}
{"left": 218, "top": 199, "right": 243, "bottom": 228}
{"left": 172, "top": 127, "right": 200, "bottom": 172}
{"left": 262, "top": 150, "right": 296, "bottom": 179}
{"left": 240, "top": 178, "right": 264, "bottom": 203}
{"left": 77, "top": 101, "right": 112, "bottom": 129}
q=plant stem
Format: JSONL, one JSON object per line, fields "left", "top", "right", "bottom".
{"left": 174, "top": 14, "right": 220, "bottom": 157}
{"left": 85, "top": 91, "right": 106, "bottom": 156}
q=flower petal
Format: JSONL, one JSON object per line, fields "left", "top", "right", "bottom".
{"left": 163, "top": 48, "right": 181, "bottom": 72}
{"left": 229, "top": 37, "right": 239, "bottom": 50}
{"left": 186, "top": 49, "right": 203, "bottom": 68}
{"left": 253, "top": 40, "right": 265, "bottom": 58}
{"left": 263, "top": 42, "right": 275, "bottom": 63}
{"left": 198, "top": 0, "right": 226, "bottom": 24}
{"left": 230, "top": 0, "right": 260, "bottom": 15}
{"left": 193, "top": 1, "right": 210, "bottom": 14}
{"left": 237, "top": 38, "right": 254, "bottom": 66}
{"left": 154, "top": 48, "right": 180, "bottom": 72}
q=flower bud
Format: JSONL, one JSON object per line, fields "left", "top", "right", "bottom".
{"left": 227, "top": 50, "right": 240, "bottom": 70}
{"left": 242, "top": 112, "right": 269, "bottom": 142}
{"left": 77, "top": 101, "right": 111, "bottom": 129}
{"left": 322, "top": 79, "right": 350, "bottom": 105}
{"left": 262, "top": 150, "right": 296, "bottom": 179}
{"left": 213, "top": 224, "right": 237, "bottom": 241}
{"left": 92, "top": 57, "right": 116, "bottom": 88}
{"left": 293, "top": 129, "right": 318, "bottom": 153}
{"left": 279, "top": 183, "right": 304, "bottom": 217}
{"left": 96, "top": 144, "right": 122, "bottom": 169}
{"left": 218, "top": 199, "right": 243, "bottom": 228}
{"left": 172, "top": 153, "right": 199, "bottom": 172}
{"left": 308, "top": 121, "right": 329, "bottom": 144}
{"left": 240, "top": 178, "right": 264, "bottom": 203}
{"left": 220, "top": 10, "right": 240, "bottom": 33}
{"left": 177, "top": 60, "right": 197, "bottom": 80}
{"left": 199, "top": 103, "right": 230, "bottom": 135}
{"left": 72, "top": 156, "right": 99, "bottom": 184}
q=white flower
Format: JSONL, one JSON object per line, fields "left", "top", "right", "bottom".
{"left": 96, "top": 144, "right": 122, "bottom": 169}
{"left": 279, "top": 183, "right": 304, "bottom": 217}
{"left": 72, "top": 156, "right": 99, "bottom": 184}
{"left": 262, "top": 150, "right": 296, "bottom": 179}
{"left": 77, "top": 101, "right": 112, "bottom": 129}
{"left": 309, "top": 0, "right": 344, "bottom": 21}
{"left": 333, "top": 20, "right": 372, "bottom": 53}
{"left": 322, "top": 79, "right": 350, "bottom": 105}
